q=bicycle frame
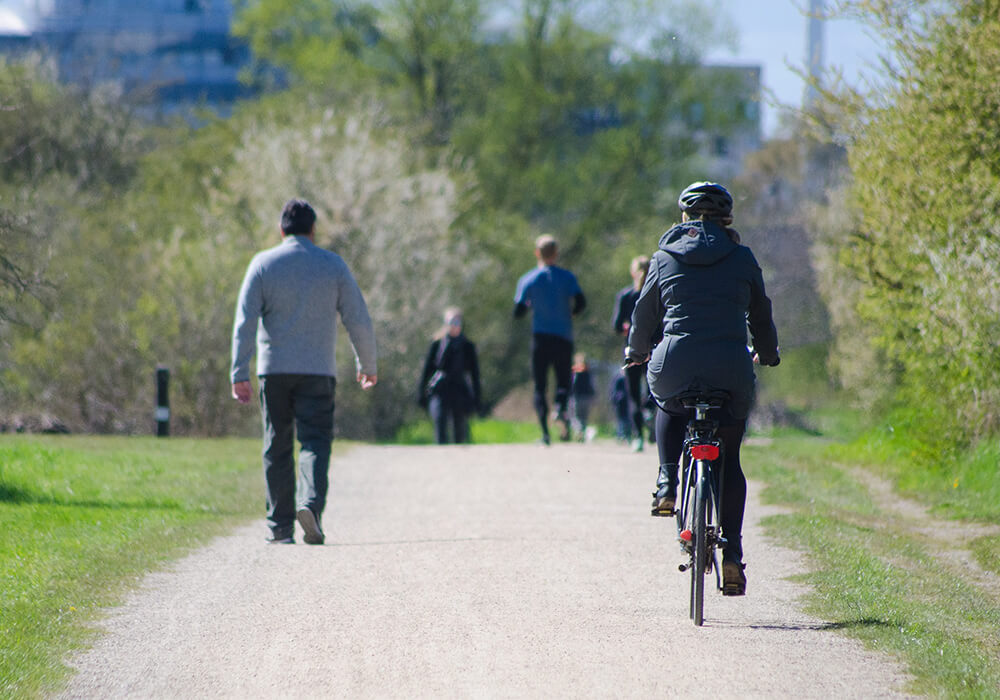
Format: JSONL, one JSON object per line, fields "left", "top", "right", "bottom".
{"left": 673, "top": 395, "right": 727, "bottom": 626}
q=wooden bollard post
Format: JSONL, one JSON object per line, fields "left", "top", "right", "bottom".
{"left": 155, "top": 365, "right": 170, "bottom": 437}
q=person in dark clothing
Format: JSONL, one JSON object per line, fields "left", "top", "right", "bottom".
{"left": 609, "top": 368, "right": 632, "bottom": 442}
{"left": 569, "top": 353, "right": 597, "bottom": 441}
{"left": 418, "top": 307, "right": 482, "bottom": 444}
{"left": 613, "top": 255, "right": 657, "bottom": 452}
{"left": 514, "top": 234, "right": 586, "bottom": 445}
{"left": 626, "top": 181, "right": 779, "bottom": 596}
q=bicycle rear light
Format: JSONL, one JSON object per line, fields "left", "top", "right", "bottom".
{"left": 679, "top": 529, "right": 692, "bottom": 542}
{"left": 689, "top": 444, "right": 719, "bottom": 460}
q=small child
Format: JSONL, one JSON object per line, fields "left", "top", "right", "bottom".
{"left": 570, "top": 353, "right": 596, "bottom": 442}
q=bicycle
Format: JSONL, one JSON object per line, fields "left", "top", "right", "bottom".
{"left": 672, "top": 390, "right": 730, "bottom": 627}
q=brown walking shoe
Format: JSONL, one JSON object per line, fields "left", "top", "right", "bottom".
{"left": 722, "top": 560, "right": 746, "bottom": 596}
{"left": 650, "top": 488, "right": 676, "bottom": 517}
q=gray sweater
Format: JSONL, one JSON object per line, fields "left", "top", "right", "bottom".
{"left": 231, "top": 236, "right": 378, "bottom": 383}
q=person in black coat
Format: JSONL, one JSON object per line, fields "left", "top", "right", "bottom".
{"left": 612, "top": 255, "right": 657, "bottom": 452}
{"left": 418, "top": 307, "right": 482, "bottom": 444}
{"left": 626, "top": 181, "right": 779, "bottom": 596}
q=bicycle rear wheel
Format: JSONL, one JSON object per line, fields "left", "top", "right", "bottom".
{"left": 692, "top": 461, "right": 708, "bottom": 626}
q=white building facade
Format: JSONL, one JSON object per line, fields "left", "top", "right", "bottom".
{"left": 28, "top": 0, "right": 250, "bottom": 109}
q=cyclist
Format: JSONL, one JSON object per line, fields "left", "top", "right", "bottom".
{"left": 626, "top": 182, "right": 779, "bottom": 595}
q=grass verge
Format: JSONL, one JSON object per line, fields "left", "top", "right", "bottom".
{"left": 389, "top": 417, "right": 547, "bottom": 445}
{"left": 0, "top": 435, "right": 264, "bottom": 700}
{"left": 744, "top": 433, "right": 1000, "bottom": 697}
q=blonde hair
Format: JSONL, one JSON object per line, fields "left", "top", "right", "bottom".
{"left": 433, "top": 306, "right": 463, "bottom": 340}
{"left": 630, "top": 255, "right": 650, "bottom": 290}
{"left": 535, "top": 234, "right": 558, "bottom": 262}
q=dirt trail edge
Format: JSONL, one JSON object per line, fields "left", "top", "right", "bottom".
{"left": 59, "top": 443, "right": 913, "bottom": 699}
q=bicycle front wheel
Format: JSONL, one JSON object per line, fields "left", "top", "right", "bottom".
{"left": 692, "top": 460, "right": 708, "bottom": 626}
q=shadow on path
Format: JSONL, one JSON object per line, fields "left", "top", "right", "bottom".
{"left": 709, "top": 617, "right": 894, "bottom": 633}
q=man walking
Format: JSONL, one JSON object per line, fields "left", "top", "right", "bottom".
{"left": 231, "top": 199, "right": 377, "bottom": 544}
{"left": 513, "top": 234, "right": 586, "bottom": 445}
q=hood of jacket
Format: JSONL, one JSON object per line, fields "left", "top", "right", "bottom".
{"left": 657, "top": 220, "right": 738, "bottom": 266}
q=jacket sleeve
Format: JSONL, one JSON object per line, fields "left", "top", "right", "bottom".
{"left": 418, "top": 341, "right": 438, "bottom": 399}
{"left": 612, "top": 289, "right": 627, "bottom": 334}
{"left": 466, "top": 341, "right": 482, "bottom": 407}
{"left": 745, "top": 250, "right": 780, "bottom": 365}
{"left": 230, "top": 261, "right": 262, "bottom": 384}
{"left": 626, "top": 256, "right": 664, "bottom": 361}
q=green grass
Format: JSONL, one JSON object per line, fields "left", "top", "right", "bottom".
{"left": 744, "top": 432, "right": 1000, "bottom": 697}
{"left": 834, "top": 426, "right": 1000, "bottom": 526}
{"left": 389, "top": 417, "right": 545, "bottom": 445}
{"left": 832, "top": 425, "right": 1000, "bottom": 581}
{"left": 0, "top": 435, "right": 263, "bottom": 700}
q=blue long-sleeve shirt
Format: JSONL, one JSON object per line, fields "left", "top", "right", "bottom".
{"left": 513, "top": 265, "right": 584, "bottom": 341}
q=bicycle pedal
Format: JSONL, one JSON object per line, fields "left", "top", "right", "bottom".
{"left": 650, "top": 507, "right": 675, "bottom": 517}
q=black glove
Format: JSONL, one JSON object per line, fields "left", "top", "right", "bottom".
{"left": 763, "top": 355, "right": 781, "bottom": 367}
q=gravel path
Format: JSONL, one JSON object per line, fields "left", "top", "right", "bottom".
{"left": 59, "top": 443, "right": 913, "bottom": 698}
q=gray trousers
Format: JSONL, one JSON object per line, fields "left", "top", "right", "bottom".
{"left": 259, "top": 374, "right": 335, "bottom": 538}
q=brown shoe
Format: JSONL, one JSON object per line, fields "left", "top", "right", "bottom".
{"left": 650, "top": 490, "right": 676, "bottom": 517}
{"left": 722, "top": 560, "right": 746, "bottom": 596}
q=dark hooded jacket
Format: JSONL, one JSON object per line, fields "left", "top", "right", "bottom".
{"left": 626, "top": 220, "right": 778, "bottom": 419}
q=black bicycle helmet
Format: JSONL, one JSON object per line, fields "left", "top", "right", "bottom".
{"left": 677, "top": 181, "right": 733, "bottom": 219}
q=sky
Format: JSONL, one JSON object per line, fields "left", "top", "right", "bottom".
{"left": 1, "top": 0, "right": 887, "bottom": 136}
{"left": 705, "top": 1, "right": 887, "bottom": 136}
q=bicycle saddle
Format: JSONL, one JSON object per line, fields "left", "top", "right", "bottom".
{"left": 676, "top": 389, "right": 730, "bottom": 408}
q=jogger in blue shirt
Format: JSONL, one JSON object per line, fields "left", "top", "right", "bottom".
{"left": 514, "top": 234, "right": 586, "bottom": 444}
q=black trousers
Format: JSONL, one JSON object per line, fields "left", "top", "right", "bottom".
{"left": 429, "top": 394, "right": 470, "bottom": 444}
{"left": 625, "top": 362, "right": 650, "bottom": 440}
{"left": 531, "top": 333, "right": 573, "bottom": 433}
{"left": 655, "top": 404, "right": 747, "bottom": 563}
{"left": 259, "top": 374, "right": 335, "bottom": 538}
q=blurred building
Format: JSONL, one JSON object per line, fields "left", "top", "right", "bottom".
{"left": 628, "top": 60, "right": 762, "bottom": 178}
{"left": 686, "top": 64, "right": 762, "bottom": 178}
{"left": 4, "top": 0, "right": 252, "bottom": 113}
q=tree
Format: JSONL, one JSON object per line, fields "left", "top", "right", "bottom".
{"left": 0, "top": 60, "right": 148, "bottom": 431}
{"left": 233, "top": 0, "right": 755, "bottom": 427}
{"left": 234, "top": 0, "right": 485, "bottom": 141}
{"left": 816, "top": 1, "right": 1000, "bottom": 440}
{"left": 3, "top": 1, "right": 761, "bottom": 437}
